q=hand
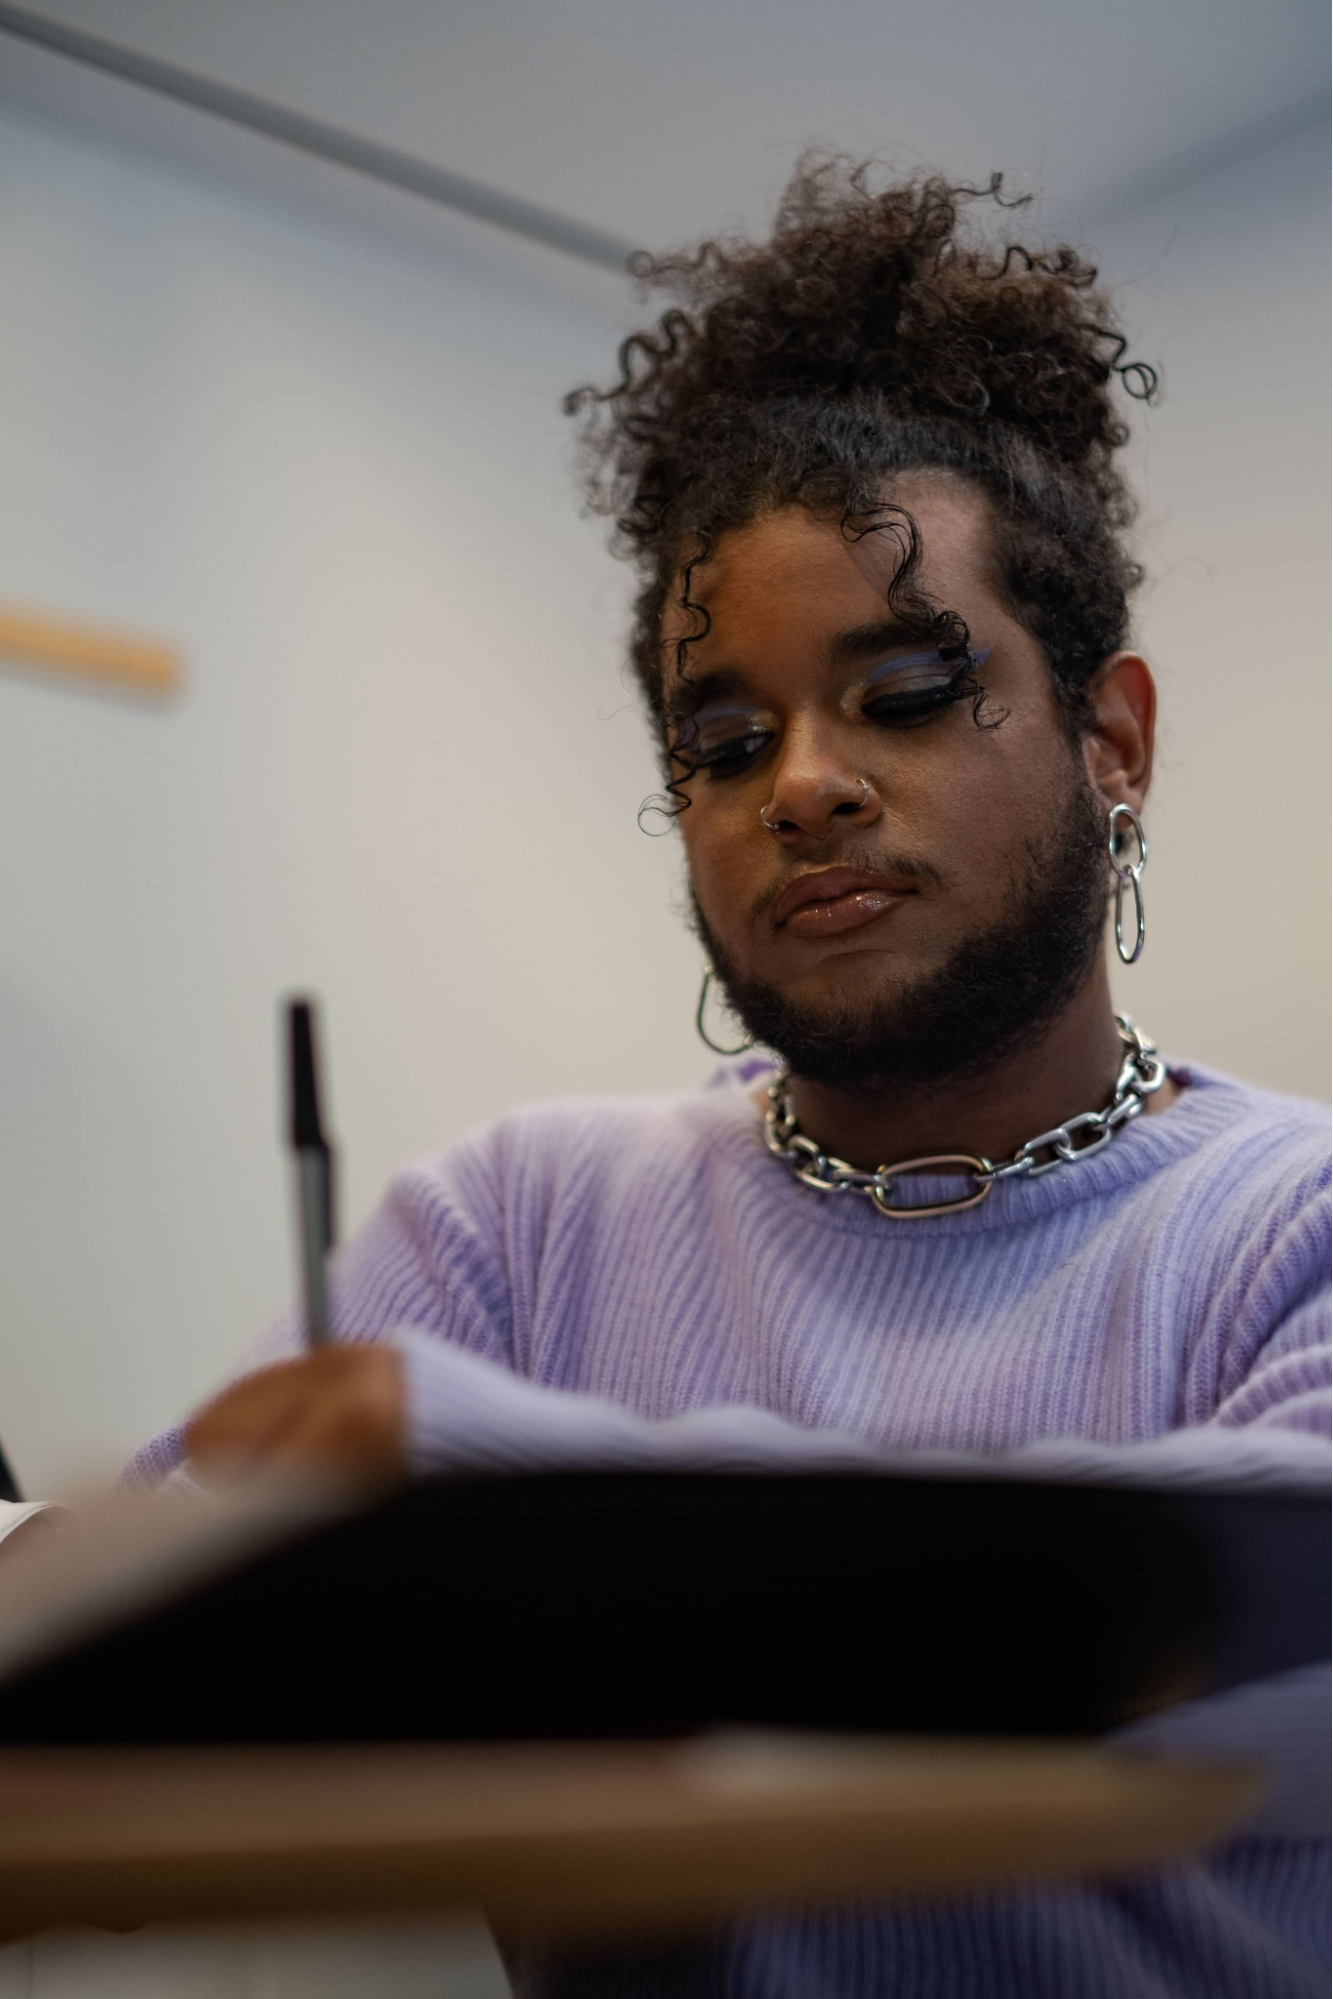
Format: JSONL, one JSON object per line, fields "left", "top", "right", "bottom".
{"left": 186, "top": 1344, "right": 407, "bottom": 1487}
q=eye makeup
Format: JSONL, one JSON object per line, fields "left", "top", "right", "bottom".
{"left": 667, "top": 645, "right": 995, "bottom": 782}
{"left": 673, "top": 701, "right": 777, "bottom": 780}
{"left": 860, "top": 644, "right": 991, "bottom": 697}
{"left": 857, "top": 645, "right": 992, "bottom": 727}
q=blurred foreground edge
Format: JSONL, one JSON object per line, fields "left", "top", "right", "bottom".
{"left": 0, "top": 1472, "right": 1325, "bottom": 1742}
{"left": 0, "top": 1736, "right": 1261, "bottom": 1940}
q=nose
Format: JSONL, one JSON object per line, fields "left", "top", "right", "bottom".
{"left": 760, "top": 747, "right": 881, "bottom": 839}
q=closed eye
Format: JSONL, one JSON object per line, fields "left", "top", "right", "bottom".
{"left": 860, "top": 648, "right": 988, "bottom": 729}
{"left": 861, "top": 682, "right": 970, "bottom": 728}
{"left": 689, "top": 729, "right": 774, "bottom": 779}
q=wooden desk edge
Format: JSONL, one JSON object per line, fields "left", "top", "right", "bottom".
{"left": 0, "top": 1742, "right": 1261, "bottom": 1943}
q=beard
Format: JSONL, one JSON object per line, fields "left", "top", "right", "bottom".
{"left": 695, "top": 769, "right": 1110, "bottom": 1096}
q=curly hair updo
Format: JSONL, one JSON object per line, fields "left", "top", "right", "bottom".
{"left": 564, "top": 155, "right": 1156, "bottom": 769}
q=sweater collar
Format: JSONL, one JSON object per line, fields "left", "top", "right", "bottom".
{"left": 709, "top": 1057, "right": 1266, "bottom": 1236}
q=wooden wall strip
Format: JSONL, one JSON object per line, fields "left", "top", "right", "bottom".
{"left": 0, "top": 601, "right": 183, "bottom": 696}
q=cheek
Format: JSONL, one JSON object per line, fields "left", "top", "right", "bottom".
{"left": 875, "top": 728, "right": 1016, "bottom": 854}
{"left": 680, "top": 804, "right": 761, "bottom": 927}
{"left": 679, "top": 816, "right": 726, "bottom": 906}
{"left": 920, "top": 693, "right": 1060, "bottom": 817}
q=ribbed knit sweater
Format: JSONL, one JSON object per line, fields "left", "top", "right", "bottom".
{"left": 133, "top": 1058, "right": 1331, "bottom": 1997}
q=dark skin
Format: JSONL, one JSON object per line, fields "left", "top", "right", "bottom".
{"left": 186, "top": 473, "right": 1174, "bottom": 1482}
{"left": 187, "top": 1341, "right": 406, "bottom": 1485}
{"left": 669, "top": 476, "right": 1174, "bottom": 1168}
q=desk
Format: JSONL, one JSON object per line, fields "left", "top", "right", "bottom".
{"left": 0, "top": 1736, "right": 1256, "bottom": 1942}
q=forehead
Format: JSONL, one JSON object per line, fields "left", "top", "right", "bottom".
{"left": 660, "top": 477, "right": 997, "bottom": 664}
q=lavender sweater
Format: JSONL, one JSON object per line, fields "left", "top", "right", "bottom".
{"left": 136, "top": 1058, "right": 1331, "bottom": 1997}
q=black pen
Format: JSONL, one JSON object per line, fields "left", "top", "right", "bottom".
{"left": 286, "top": 998, "right": 336, "bottom": 1346}
{"left": 0, "top": 1441, "right": 21, "bottom": 1504}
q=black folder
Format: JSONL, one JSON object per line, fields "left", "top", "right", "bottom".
{"left": 0, "top": 1472, "right": 1325, "bottom": 1744}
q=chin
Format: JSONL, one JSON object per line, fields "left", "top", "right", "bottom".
{"left": 781, "top": 953, "right": 922, "bottom": 1016}
{"left": 697, "top": 792, "right": 1108, "bottom": 1094}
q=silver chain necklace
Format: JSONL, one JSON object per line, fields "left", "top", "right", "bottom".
{"left": 764, "top": 1014, "right": 1167, "bottom": 1220}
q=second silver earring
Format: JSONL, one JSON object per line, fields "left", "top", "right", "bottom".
{"left": 695, "top": 964, "right": 755, "bottom": 1056}
{"left": 1108, "top": 803, "right": 1147, "bottom": 966}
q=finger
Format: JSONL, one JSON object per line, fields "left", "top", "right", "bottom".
{"left": 187, "top": 1364, "right": 316, "bottom": 1470}
{"left": 186, "top": 1349, "right": 406, "bottom": 1481}
{"left": 188, "top": 1373, "right": 305, "bottom": 1457}
{"left": 265, "top": 1356, "right": 406, "bottom": 1480}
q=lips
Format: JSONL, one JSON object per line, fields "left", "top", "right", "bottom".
{"left": 771, "top": 867, "right": 915, "bottom": 940}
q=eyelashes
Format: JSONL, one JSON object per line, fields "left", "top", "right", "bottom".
{"left": 689, "top": 731, "right": 774, "bottom": 780}
{"left": 670, "top": 648, "right": 990, "bottom": 782}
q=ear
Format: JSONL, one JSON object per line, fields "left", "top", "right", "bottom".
{"left": 1082, "top": 652, "right": 1155, "bottom": 811}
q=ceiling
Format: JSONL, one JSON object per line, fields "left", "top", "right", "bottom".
{"left": 0, "top": 0, "right": 1327, "bottom": 263}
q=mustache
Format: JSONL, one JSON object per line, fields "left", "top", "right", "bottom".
{"left": 749, "top": 844, "right": 945, "bottom": 923}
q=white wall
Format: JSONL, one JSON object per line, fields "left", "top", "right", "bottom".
{"left": 1088, "top": 120, "right": 1330, "bottom": 1093}
{"left": 0, "top": 104, "right": 704, "bottom": 1493}
{"left": 0, "top": 106, "right": 1327, "bottom": 1495}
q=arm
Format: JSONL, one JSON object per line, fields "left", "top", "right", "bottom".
{"left": 395, "top": 1325, "right": 1329, "bottom": 1490}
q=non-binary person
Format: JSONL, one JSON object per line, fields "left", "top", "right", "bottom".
{"left": 134, "top": 165, "right": 1330, "bottom": 1997}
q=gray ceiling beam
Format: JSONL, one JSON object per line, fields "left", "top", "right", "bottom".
{"left": 1077, "top": 88, "right": 1329, "bottom": 230}
{"left": 0, "top": 0, "right": 639, "bottom": 272}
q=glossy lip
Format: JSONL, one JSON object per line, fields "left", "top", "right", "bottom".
{"left": 771, "top": 866, "right": 917, "bottom": 930}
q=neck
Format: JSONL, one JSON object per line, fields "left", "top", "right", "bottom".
{"left": 785, "top": 960, "right": 1135, "bottom": 1171}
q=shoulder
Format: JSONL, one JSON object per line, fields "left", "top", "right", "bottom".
{"left": 328, "top": 1078, "right": 761, "bottom": 1355}
{"left": 391, "top": 1068, "right": 763, "bottom": 1224}
{"left": 1153, "top": 1063, "right": 1330, "bottom": 1312}
{"left": 1190, "top": 1062, "right": 1330, "bottom": 1143}
{"left": 1168, "top": 1063, "right": 1329, "bottom": 1207}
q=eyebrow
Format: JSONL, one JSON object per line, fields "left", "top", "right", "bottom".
{"left": 826, "top": 619, "right": 931, "bottom": 668}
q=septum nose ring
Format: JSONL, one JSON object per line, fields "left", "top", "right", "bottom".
{"left": 760, "top": 776, "right": 870, "bottom": 833}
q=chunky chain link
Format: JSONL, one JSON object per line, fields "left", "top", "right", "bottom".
{"left": 763, "top": 1014, "right": 1166, "bottom": 1220}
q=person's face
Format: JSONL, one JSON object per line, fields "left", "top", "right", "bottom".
{"left": 664, "top": 479, "right": 1118, "bottom": 1052}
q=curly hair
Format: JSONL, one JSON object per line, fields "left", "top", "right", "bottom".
{"left": 564, "top": 156, "right": 1156, "bottom": 798}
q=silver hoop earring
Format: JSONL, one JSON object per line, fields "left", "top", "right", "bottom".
{"left": 1108, "top": 803, "right": 1147, "bottom": 966}
{"left": 695, "top": 965, "right": 754, "bottom": 1056}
